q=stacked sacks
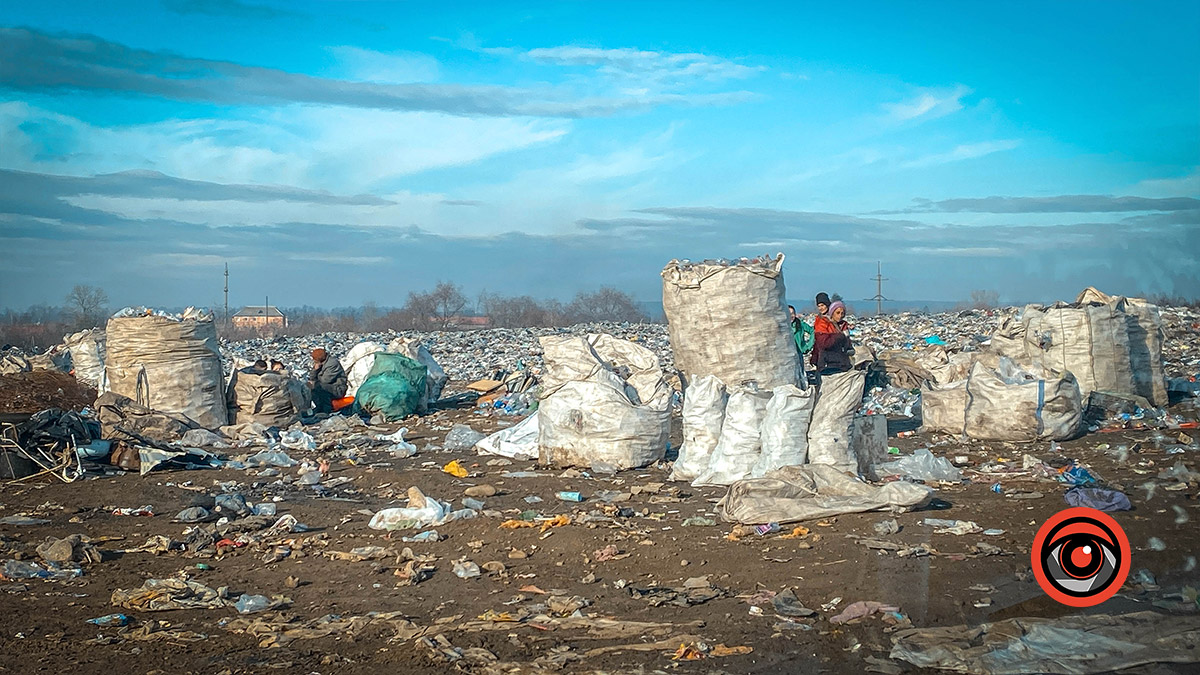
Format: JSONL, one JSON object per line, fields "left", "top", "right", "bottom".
{"left": 340, "top": 338, "right": 447, "bottom": 412}
{"left": 104, "top": 308, "right": 227, "bottom": 429}
{"left": 676, "top": 378, "right": 818, "bottom": 486}
{"left": 807, "top": 370, "right": 868, "bottom": 473}
{"left": 537, "top": 334, "right": 671, "bottom": 470}
{"left": 662, "top": 255, "right": 801, "bottom": 390}
{"left": 669, "top": 375, "right": 728, "bottom": 482}
{"left": 1017, "top": 288, "right": 1168, "bottom": 407}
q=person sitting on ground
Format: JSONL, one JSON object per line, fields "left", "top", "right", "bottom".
{"left": 813, "top": 301, "right": 854, "bottom": 375}
{"left": 788, "top": 304, "right": 815, "bottom": 355}
{"left": 253, "top": 359, "right": 268, "bottom": 371}
{"left": 308, "top": 348, "right": 347, "bottom": 414}
{"left": 269, "top": 360, "right": 285, "bottom": 372}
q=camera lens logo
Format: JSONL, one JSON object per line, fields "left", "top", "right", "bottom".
{"left": 1032, "top": 507, "right": 1130, "bottom": 607}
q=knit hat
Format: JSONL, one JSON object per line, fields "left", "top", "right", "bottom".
{"left": 815, "top": 292, "right": 831, "bottom": 306}
{"left": 828, "top": 300, "right": 846, "bottom": 316}
{"left": 311, "top": 348, "right": 327, "bottom": 361}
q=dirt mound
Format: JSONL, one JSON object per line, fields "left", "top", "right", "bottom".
{"left": 0, "top": 370, "right": 97, "bottom": 413}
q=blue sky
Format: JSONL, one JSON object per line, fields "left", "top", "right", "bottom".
{"left": 1, "top": 0, "right": 1197, "bottom": 311}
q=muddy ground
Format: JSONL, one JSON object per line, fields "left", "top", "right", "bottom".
{"left": 0, "top": 390, "right": 1198, "bottom": 674}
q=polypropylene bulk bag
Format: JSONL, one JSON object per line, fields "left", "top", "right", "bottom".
{"left": 964, "top": 361, "right": 1083, "bottom": 441}
{"left": 669, "top": 374, "right": 728, "bottom": 482}
{"left": 806, "top": 369, "right": 866, "bottom": 472}
{"left": 693, "top": 386, "right": 771, "bottom": 487}
{"left": 354, "top": 354, "right": 428, "bottom": 421}
{"left": 662, "top": 255, "right": 800, "bottom": 390}
{"left": 105, "top": 310, "right": 227, "bottom": 429}
{"left": 750, "top": 384, "right": 814, "bottom": 478}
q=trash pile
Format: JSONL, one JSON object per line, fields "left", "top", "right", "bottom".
{"left": 2, "top": 271, "right": 1199, "bottom": 674}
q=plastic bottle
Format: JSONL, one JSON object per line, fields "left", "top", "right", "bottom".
{"left": 556, "top": 491, "right": 583, "bottom": 502}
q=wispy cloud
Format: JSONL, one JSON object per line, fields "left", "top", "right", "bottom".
{"left": 885, "top": 194, "right": 1200, "bottom": 214}
{"left": 525, "top": 46, "right": 764, "bottom": 86}
{"left": 160, "top": 0, "right": 299, "bottom": 20}
{"left": 900, "top": 139, "right": 1020, "bottom": 169}
{"left": 883, "top": 85, "right": 972, "bottom": 122}
{"left": 0, "top": 28, "right": 752, "bottom": 119}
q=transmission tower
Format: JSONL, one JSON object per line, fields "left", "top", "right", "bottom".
{"left": 223, "top": 263, "right": 229, "bottom": 326}
{"left": 866, "top": 261, "right": 889, "bottom": 315}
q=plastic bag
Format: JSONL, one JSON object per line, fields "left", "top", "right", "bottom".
{"left": 670, "top": 374, "right": 728, "bottom": 482}
{"left": 876, "top": 448, "right": 962, "bottom": 483}
{"left": 751, "top": 384, "right": 814, "bottom": 477}
{"left": 443, "top": 424, "right": 486, "bottom": 452}
{"left": 807, "top": 369, "right": 866, "bottom": 472}
{"left": 693, "top": 386, "right": 770, "bottom": 487}
{"left": 475, "top": 412, "right": 539, "bottom": 460}
{"left": 368, "top": 487, "right": 450, "bottom": 530}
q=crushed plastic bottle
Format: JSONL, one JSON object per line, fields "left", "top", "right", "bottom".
{"left": 87, "top": 613, "right": 130, "bottom": 627}
{"left": 251, "top": 503, "right": 277, "bottom": 517}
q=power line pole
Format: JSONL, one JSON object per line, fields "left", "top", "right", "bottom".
{"left": 867, "top": 261, "right": 888, "bottom": 315}
{"left": 223, "top": 263, "right": 229, "bottom": 326}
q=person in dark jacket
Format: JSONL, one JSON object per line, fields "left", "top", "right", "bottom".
{"left": 812, "top": 301, "right": 853, "bottom": 375}
{"left": 309, "top": 348, "right": 348, "bottom": 414}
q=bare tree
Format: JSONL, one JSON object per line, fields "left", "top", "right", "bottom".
{"left": 65, "top": 284, "right": 108, "bottom": 328}
{"left": 565, "top": 287, "right": 648, "bottom": 324}
{"left": 428, "top": 282, "right": 468, "bottom": 330}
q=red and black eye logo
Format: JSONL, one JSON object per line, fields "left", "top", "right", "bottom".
{"left": 1032, "top": 507, "right": 1130, "bottom": 607}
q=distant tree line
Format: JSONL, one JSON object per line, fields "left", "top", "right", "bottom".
{"left": 218, "top": 282, "right": 651, "bottom": 338}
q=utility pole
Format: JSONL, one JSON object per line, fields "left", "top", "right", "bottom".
{"left": 867, "top": 261, "right": 889, "bottom": 316}
{"left": 223, "top": 263, "right": 229, "bottom": 326}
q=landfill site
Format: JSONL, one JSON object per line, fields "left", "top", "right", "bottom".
{"left": 2, "top": 258, "right": 1200, "bottom": 675}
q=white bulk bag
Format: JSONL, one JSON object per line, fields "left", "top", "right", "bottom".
{"left": 669, "top": 374, "right": 728, "bottom": 482}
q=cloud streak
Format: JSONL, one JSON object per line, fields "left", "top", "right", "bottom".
{"left": 887, "top": 194, "right": 1200, "bottom": 214}
{"left": 0, "top": 27, "right": 755, "bottom": 118}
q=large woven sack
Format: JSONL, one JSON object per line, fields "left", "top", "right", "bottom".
{"left": 387, "top": 337, "right": 448, "bottom": 412}
{"left": 693, "top": 386, "right": 771, "bottom": 486}
{"left": 1023, "top": 299, "right": 1135, "bottom": 401}
{"left": 63, "top": 329, "right": 106, "bottom": 389}
{"left": 806, "top": 369, "right": 866, "bottom": 472}
{"left": 920, "top": 380, "right": 968, "bottom": 435}
{"left": 964, "top": 361, "right": 1083, "bottom": 441}
{"left": 228, "top": 369, "right": 306, "bottom": 427}
{"left": 717, "top": 465, "right": 933, "bottom": 525}
{"left": 538, "top": 370, "right": 671, "bottom": 470}
{"left": 538, "top": 334, "right": 671, "bottom": 470}
{"left": 662, "top": 255, "right": 800, "bottom": 390}
{"left": 1074, "top": 287, "right": 1168, "bottom": 406}
{"left": 669, "top": 374, "right": 728, "bottom": 482}
{"left": 104, "top": 311, "right": 227, "bottom": 429}
{"left": 355, "top": 354, "right": 428, "bottom": 421}
{"left": 341, "top": 341, "right": 385, "bottom": 398}
{"left": 750, "top": 384, "right": 814, "bottom": 478}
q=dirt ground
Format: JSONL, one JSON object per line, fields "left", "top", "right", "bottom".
{"left": 0, "top": 371, "right": 96, "bottom": 414}
{"left": 0, "top": 388, "right": 1198, "bottom": 674}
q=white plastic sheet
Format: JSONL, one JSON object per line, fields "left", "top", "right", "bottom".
{"left": 717, "top": 464, "right": 934, "bottom": 524}
{"left": 475, "top": 412, "right": 540, "bottom": 460}
{"left": 876, "top": 448, "right": 963, "bottom": 482}
{"left": 341, "top": 341, "right": 385, "bottom": 398}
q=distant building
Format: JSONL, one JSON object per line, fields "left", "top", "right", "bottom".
{"left": 232, "top": 306, "right": 287, "bottom": 330}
